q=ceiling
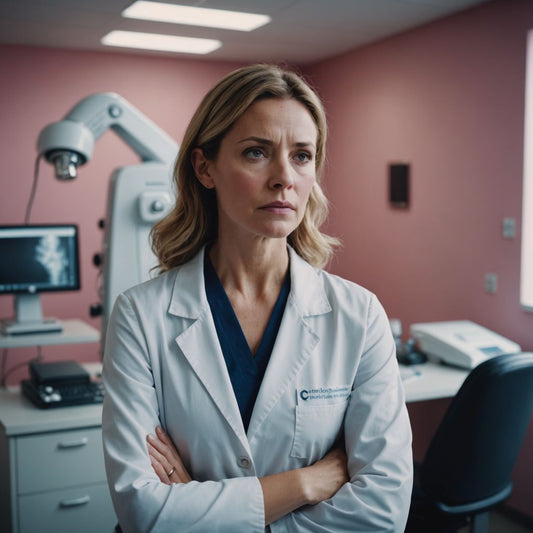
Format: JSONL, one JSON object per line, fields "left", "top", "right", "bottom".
{"left": 0, "top": 0, "right": 492, "bottom": 65}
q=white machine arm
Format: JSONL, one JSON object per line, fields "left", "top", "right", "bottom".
{"left": 37, "top": 92, "right": 177, "bottom": 178}
{"left": 36, "top": 93, "right": 178, "bottom": 348}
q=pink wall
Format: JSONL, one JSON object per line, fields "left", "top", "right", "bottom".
{"left": 307, "top": 0, "right": 533, "bottom": 516}
{"left": 0, "top": 0, "right": 532, "bottom": 518}
{"left": 0, "top": 44, "right": 241, "bottom": 379}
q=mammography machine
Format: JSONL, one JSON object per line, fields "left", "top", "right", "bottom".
{"left": 410, "top": 320, "right": 521, "bottom": 369}
{"left": 36, "top": 93, "right": 178, "bottom": 344}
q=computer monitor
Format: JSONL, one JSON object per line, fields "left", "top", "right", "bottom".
{"left": 0, "top": 224, "right": 80, "bottom": 335}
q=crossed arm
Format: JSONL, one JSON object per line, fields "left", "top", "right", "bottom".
{"left": 147, "top": 425, "right": 349, "bottom": 526}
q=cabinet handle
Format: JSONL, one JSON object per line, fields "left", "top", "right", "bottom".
{"left": 59, "top": 495, "right": 91, "bottom": 508}
{"left": 57, "top": 437, "right": 89, "bottom": 449}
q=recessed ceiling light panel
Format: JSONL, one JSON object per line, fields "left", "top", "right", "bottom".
{"left": 101, "top": 30, "right": 221, "bottom": 54}
{"left": 122, "top": 1, "right": 271, "bottom": 32}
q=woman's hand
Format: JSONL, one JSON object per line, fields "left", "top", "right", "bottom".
{"left": 259, "top": 447, "right": 349, "bottom": 525}
{"left": 300, "top": 447, "right": 349, "bottom": 505}
{"left": 147, "top": 426, "right": 192, "bottom": 485}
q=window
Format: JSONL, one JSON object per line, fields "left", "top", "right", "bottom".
{"left": 521, "top": 30, "right": 533, "bottom": 311}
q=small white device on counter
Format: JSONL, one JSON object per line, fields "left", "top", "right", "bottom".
{"left": 410, "top": 320, "right": 521, "bottom": 369}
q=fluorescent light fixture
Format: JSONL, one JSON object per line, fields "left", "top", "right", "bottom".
{"left": 122, "top": 1, "right": 271, "bottom": 32}
{"left": 101, "top": 30, "right": 221, "bottom": 54}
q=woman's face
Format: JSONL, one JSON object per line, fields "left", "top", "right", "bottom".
{"left": 194, "top": 97, "right": 318, "bottom": 244}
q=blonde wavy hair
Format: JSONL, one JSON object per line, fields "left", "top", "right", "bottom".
{"left": 151, "top": 64, "right": 339, "bottom": 271}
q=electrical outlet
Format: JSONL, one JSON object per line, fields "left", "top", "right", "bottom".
{"left": 485, "top": 273, "right": 498, "bottom": 294}
{"left": 502, "top": 218, "right": 516, "bottom": 239}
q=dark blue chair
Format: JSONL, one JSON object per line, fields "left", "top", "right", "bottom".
{"left": 406, "top": 352, "right": 533, "bottom": 533}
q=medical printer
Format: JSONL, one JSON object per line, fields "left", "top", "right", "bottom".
{"left": 410, "top": 320, "right": 521, "bottom": 369}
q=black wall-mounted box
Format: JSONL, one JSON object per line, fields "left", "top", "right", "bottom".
{"left": 389, "top": 163, "right": 410, "bottom": 208}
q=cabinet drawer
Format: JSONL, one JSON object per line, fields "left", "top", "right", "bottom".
{"left": 18, "top": 482, "right": 116, "bottom": 533}
{"left": 16, "top": 427, "right": 106, "bottom": 494}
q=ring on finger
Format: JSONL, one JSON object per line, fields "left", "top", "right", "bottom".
{"left": 167, "top": 466, "right": 175, "bottom": 477}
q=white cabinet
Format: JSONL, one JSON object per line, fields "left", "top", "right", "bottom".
{"left": 0, "top": 389, "right": 116, "bottom": 533}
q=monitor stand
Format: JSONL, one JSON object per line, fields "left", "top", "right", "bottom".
{"left": 0, "top": 293, "right": 63, "bottom": 335}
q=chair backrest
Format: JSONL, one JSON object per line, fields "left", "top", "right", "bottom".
{"left": 420, "top": 352, "right": 533, "bottom": 506}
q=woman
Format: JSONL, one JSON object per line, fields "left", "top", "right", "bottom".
{"left": 102, "top": 64, "right": 413, "bottom": 532}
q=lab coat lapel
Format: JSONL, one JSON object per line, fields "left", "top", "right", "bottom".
{"left": 168, "top": 249, "right": 249, "bottom": 448}
{"left": 247, "top": 248, "right": 331, "bottom": 442}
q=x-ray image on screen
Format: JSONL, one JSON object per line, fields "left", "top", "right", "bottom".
{"left": 35, "top": 235, "right": 70, "bottom": 286}
{"left": 0, "top": 225, "right": 79, "bottom": 293}
{"left": 0, "top": 225, "right": 80, "bottom": 335}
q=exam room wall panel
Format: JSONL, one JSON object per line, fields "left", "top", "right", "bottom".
{"left": 0, "top": 44, "right": 242, "bottom": 382}
{"left": 306, "top": 0, "right": 533, "bottom": 517}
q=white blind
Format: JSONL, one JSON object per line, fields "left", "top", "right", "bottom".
{"left": 521, "top": 30, "right": 533, "bottom": 311}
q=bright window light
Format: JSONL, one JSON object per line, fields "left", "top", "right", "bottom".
{"left": 101, "top": 30, "right": 221, "bottom": 54}
{"left": 521, "top": 30, "right": 533, "bottom": 311}
{"left": 122, "top": 1, "right": 271, "bottom": 32}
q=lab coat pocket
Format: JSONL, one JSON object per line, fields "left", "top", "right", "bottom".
{"left": 290, "top": 399, "right": 348, "bottom": 460}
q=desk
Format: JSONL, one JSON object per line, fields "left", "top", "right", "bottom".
{"left": 0, "top": 359, "right": 466, "bottom": 532}
{"left": 0, "top": 363, "right": 115, "bottom": 533}
{"left": 0, "top": 319, "right": 99, "bottom": 349}
{"left": 401, "top": 361, "right": 469, "bottom": 403}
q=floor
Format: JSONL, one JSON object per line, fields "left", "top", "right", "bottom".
{"left": 457, "top": 510, "right": 533, "bottom": 533}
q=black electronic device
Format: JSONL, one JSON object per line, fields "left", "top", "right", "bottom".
{"left": 21, "top": 360, "right": 104, "bottom": 408}
{"left": 0, "top": 224, "right": 80, "bottom": 335}
{"left": 397, "top": 338, "right": 428, "bottom": 366}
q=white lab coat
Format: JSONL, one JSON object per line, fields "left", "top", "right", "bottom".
{"left": 102, "top": 246, "right": 413, "bottom": 533}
